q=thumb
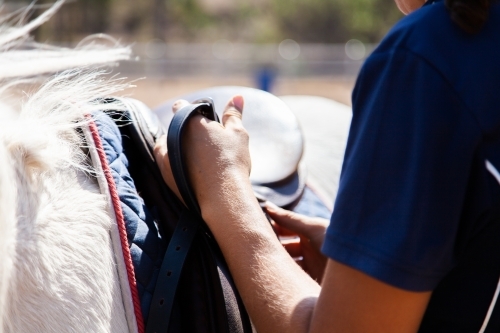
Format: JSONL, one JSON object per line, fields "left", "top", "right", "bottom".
{"left": 222, "top": 95, "right": 244, "bottom": 128}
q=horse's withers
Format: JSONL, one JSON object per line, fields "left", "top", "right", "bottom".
{"left": 0, "top": 85, "right": 133, "bottom": 333}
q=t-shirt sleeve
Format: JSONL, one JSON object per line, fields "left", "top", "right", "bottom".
{"left": 322, "top": 48, "right": 482, "bottom": 291}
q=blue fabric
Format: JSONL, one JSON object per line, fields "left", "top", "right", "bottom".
{"left": 94, "top": 113, "right": 166, "bottom": 324}
{"left": 322, "top": 0, "right": 500, "bottom": 331}
{"left": 293, "top": 187, "right": 332, "bottom": 219}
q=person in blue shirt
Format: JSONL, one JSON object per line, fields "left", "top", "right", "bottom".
{"left": 155, "top": 0, "right": 500, "bottom": 331}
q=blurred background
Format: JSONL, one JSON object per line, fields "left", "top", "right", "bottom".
{"left": 4, "top": 0, "right": 402, "bottom": 108}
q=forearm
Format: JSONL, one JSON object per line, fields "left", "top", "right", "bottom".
{"left": 200, "top": 174, "right": 321, "bottom": 333}
{"left": 156, "top": 96, "right": 433, "bottom": 333}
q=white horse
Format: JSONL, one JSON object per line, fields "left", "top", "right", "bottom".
{"left": 0, "top": 2, "right": 144, "bottom": 332}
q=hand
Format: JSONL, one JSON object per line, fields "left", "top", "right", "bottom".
{"left": 154, "top": 96, "right": 253, "bottom": 217}
{"left": 154, "top": 100, "right": 190, "bottom": 206}
{"left": 265, "top": 202, "right": 329, "bottom": 283}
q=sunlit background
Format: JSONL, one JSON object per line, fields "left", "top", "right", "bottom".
{"left": 4, "top": 0, "right": 402, "bottom": 107}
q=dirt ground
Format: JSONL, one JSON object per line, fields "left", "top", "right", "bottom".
{"left": 123, "top": 76, "right": 355, "bottom": 109}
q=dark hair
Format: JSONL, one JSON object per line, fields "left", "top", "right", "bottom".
{"left": 445, "top": 0, "right": 492, "bottom": 33}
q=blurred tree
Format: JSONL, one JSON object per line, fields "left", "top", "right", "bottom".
{"left": 164, "top": 0, "right": 213, "bottom": 40}
{"left": 271, "top": 0, "right": 402, "bottom": 43}
{"left": 25, "top": 0, "right": 403, "bottom": 44}
{"left": 34, "top": 0, "right": 111, "bottom": 42}
{"left": 153, "top": 0, "right": 168, "bottom": 39}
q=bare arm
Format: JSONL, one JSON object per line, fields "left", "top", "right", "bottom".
{"left": 154, "top": 96, "right": 432, "bottom": 333}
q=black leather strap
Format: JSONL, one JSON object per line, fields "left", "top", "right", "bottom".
{"left": 167, "top": 99, "right": 220, "bottom": 216}
{"left": 146, "top": 209, "right": 200, "bottom": 333}
{"left": 147, "top": 99, "right": 220, "bottom": 333}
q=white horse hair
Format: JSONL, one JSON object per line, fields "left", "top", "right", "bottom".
{"left": 0, "top": 1, "right": 140, "bottom": 332}
{"left": 0, "top": 121, "right": 16, "bottom": 333}
{"left": 0, "top": 0, "right": 131, "bottom": 80}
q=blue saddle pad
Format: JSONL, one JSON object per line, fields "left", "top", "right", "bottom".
{"left": 94, "top": 112, "right": 166, "bottom": 322}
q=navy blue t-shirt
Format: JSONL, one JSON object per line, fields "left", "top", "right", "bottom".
{"left": 322, "top": 0, "right": 500, "bottom": 331}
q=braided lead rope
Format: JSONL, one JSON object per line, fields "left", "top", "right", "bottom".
{"left": 87, "top": 115, "right": 145, "bottom": 333}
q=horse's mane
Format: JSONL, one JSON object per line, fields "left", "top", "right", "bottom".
{"left": 0, "top": 2, "right": 137, "bottom": 332}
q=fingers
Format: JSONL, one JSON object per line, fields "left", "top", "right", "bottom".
{"left": 271, "top": 220, "right": 298, "bottom": 237}
{"left": 172, "top": 99, "right": 189, "bottom": 113}
{"left": 300, "top": 235, "right": 327, "bottom": 283}
{"left": 175, "top": 96, "right": 243, "bottom": 130}
{"left": 281, "top": 237, "right": 302, "bottom": 258}
{"left": 153, "top": 135, "right": 168, "bottom": 166}
{"left": 265, "top": 201, "right": 328, "bottom": 237}
{"left": 153, "top": 135, "right": 185, "bottom": 206}
{"left": 222, "top": 95, "right": 244, "bottom": 128}
{"left": 156, "top": 99, "right": 188, "bottom": 184}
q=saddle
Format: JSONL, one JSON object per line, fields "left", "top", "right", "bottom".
{"left": 84, "top": 87, "right": 329, "bottom": 333}
{"left": 155, "top": 86, "right": 307, "bottom": 208}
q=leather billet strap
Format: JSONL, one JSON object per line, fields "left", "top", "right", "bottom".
{"left": 146, "top": 210, "right": 200, "bottom": 333}
{"left": 146, "top": 98, "right": 220, "bottom": 333}
{"left": 166, "top": 98, "right": 220, "bottom": 215}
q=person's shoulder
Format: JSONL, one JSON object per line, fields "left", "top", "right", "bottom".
{"left": 356, "top": 3, "right": 450, "bottom": 90}
{"left": 372, "top": 0, "right": 500, "bottom": 62}
{"left": 372, "top": 1, "right": 448, "bottom": 57}
{"left": 361, "top": 0, "right": 500, "bottom": 138}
